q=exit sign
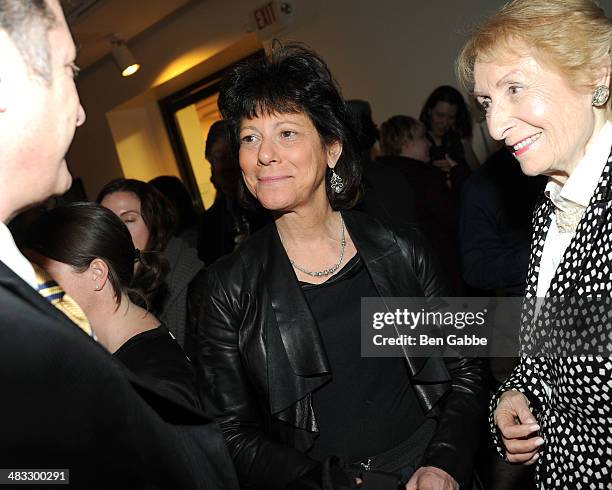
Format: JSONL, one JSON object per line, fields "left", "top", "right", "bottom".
{"left": 253, "top": 2, "right": 277, "bottom": 31}
{"left": 249, "top": 1, "right": 292, "bottom": 39}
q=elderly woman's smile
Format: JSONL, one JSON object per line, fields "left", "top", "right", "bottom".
{"left": 510, "top": 132, "right": 542, "bottom": 156}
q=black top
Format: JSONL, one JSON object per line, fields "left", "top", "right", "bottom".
{"left": 302, "top": 255, "right": 425, "bottom": 463}
{"left": 427, "top": 131, "right": 466, "bottom": 167}
{"left": 114, "top": 324, "right": 201, "bottom": 409}
{"left": 377, "top": 155, "right": 466, "bottom": 294}
{"left": 357, "top": 159, "right": 418, "bottom": 233}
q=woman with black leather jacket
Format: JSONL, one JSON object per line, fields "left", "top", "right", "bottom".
{"left": 187, "top": 43, "right": 488, "bottom": 490}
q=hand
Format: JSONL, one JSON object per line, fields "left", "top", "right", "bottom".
{"left": 431, "top": 154, "right": 458, "bottom": 173}
{"left": 431, "top": 159, "right": 452, "bottom": 173}
{"left": 444, "top": 154, "right": 458, "bottom": 169}
{"left": 494, "top": 390, "right": 543, "bottom": 464}
{"left": 405, "top": 466, "right": 458, "bottom": 490}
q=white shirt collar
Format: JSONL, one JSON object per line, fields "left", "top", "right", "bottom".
{"left": 559, "top": 120, "right": 612, "bottom": 207}
{"left": 0, "top": 221, "right": 37, "bottom": 289}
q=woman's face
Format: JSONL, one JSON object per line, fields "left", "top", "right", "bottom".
{"left": 238, "top": 111, "right": 341, "bottom": 212}
{"left": 100, "top": 191, "right": 150, "bottom": 250}
{"left": 474, "top": 51, "right": 597, "bottom": 178}
{"left": 429, "top": 101, "right": 457, "bottom": 138}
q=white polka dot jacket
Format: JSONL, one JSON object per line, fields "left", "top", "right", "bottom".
{"left": 490, "top": 146, "right": 612, "bottom": 489}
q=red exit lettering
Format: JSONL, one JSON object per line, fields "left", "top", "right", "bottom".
{"left": 253, "top": 2, "right": 277, "bottom": 30}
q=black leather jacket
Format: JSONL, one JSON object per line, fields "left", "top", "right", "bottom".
{"left": 187, "top": 211, "right": 488, "bottom": 490}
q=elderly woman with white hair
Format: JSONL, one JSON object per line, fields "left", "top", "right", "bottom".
{"left": 458, "top": 0, "right": 611, "bottom": 488}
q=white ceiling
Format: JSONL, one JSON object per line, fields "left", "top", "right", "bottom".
{"left": 60, "top": 0, "right": 195, "bottom": 69}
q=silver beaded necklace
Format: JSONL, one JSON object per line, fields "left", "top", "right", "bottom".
{"left": 290, "top": 216, "right": 346, "bottom": 277}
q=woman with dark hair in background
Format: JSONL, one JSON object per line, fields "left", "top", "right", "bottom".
{"left": 419, "top": 85, "right": 480, "bottom": 173}
{"left": 98, "top": 179, "right": 203, "bottom": 350}
{"left": 188, "top": 43, "right": 487, "bottom": 490}
{"left": 97, "top": 179, "right": 173, "bottom": 311}
{"left": 27, "top": 202, "right": 200, "bottom": 409}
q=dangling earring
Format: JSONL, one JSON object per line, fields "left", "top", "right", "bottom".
{"left": 329, "top": 168, "right": 344, "bottom": 193}
{"left": 592, "top": 85, "right": 610, "bottom": 107}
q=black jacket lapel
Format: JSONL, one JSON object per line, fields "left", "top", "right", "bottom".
{"left": 343, "top": 211, "right": 429, "bottom": 377}
{"left": 263, "top": 226, "right": 331, "bottom": 377}
{"left": 343, "top": 211, "right": 452, "bottom": 412}
{"left": 258, "top": 226, "right": 330, "bottom": 424}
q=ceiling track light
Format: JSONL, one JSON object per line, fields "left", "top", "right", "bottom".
{"left": 111, "top": 34, "right": 140, "bottom": 77}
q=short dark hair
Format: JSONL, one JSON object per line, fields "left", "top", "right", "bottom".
{"left": 97, "top": 179, "right": 176, "bottom": 312}
{"left": 27, "top": 202, "right": 161, "bottom": 309}
{"left": 347, "top": 99, "right": 379, "bottom": 154}
{"left": 380, "top": 115, "right": 423, "bottom": 156}
{"left": 205, "top": 120, "right": 230, "bottom": 161}
{"left": 149, "top": 175, "right": 198, "bottom": 233}
{"left": 218, "top": 43, "right": 362, "bottom": 210}
{"left": 418, "top": 85, "right": 473, "bottom": 140}
{"left": 0, "top": 0, "right": 56, "bottom": 82}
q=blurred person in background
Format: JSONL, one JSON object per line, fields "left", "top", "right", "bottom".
{"left": 98, "top": 178, "right": 203, "bottom": 349}
{"left": 347, "top": 99, "right": 418, "bottom": 233}
{"left": 460, "top": 148, "right": 546, "bottom": 297}
{"left": 378, "top": 115, "right": 464, "bottom": 294}
{"left": 419, "top": 85, "right": 480, "bottom": 174}
{"left": 198, "top": 120, "right": 269, "bottom": 265}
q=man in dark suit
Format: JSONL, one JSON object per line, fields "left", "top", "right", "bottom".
{"left": 0, "top": 2, "right": 238, "bottom": 488}
{"left": 197, "top": 120, "right": 269, "bottom": 266}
